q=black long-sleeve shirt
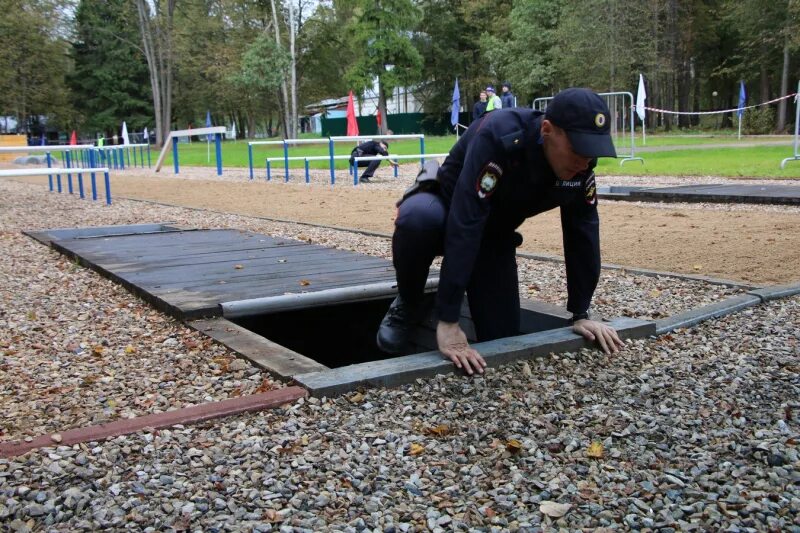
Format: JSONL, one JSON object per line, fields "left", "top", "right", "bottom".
{"left": 434, "top": 108, "right": 601, "bottom": 322}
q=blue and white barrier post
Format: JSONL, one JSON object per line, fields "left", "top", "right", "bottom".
{"left": 173, "top": 137, "right": 180, "bottom": 174}
{"left": 215, "top": 133, "right": 223, "bottom": 175}
{"left": 248, "top": 144, "right": 254, "bottom": 180}
{"left": 283, "top": 141, "right": 289, "bottom": 182}
{"left": 46, "top": 152, "right": 53, "bottom": 191}
{"left": 65, "top": 151, "right": 73, "bottom": 194}
{"left": 328, "top": 139, "right": 335, "bottom": 184}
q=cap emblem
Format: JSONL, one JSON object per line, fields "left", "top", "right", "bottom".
{"left": 594, "top": 113, "right": 606, "bottom": 128}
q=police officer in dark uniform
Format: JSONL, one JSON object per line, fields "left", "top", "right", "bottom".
{"left": 377, "top": 88, "right": 625, "bottom": 374}
{"left": 349, "top": 140, "right": 398, "bottom": 183}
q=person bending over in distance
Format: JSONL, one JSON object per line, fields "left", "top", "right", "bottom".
{"left": 349, "top": 139, "right": 399, "bottom": 183}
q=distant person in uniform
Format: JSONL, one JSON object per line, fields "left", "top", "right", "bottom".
{"left": 485, "top": 86, "right": 502, "bottom": 112}
{"left": 473, "top": 91, "right": 488, "bottom": 121}
{"left": 349, "top": 139, "right": 398, "bottom": 183}
{"left": 501, "top": 82, "right": 516, "bottom": 108}
{"left": 376, "top": 88, "right": 625, "bottom": 374}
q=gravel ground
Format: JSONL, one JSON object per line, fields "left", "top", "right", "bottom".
{"left": 1, "top": 177, "right": 798, "bottom": 531}
{"left": 0, "top": 296, "right": 797, "bottom": 531}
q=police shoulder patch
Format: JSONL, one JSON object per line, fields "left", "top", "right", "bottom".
{"left": 476, "top": 162, "right": 502, "bottom": 199}
{"left": 584, "top": 172, "right": 597, "bottom": 205}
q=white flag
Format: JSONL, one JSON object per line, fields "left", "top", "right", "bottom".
{"left": 635, "top": 74, "right": 647, "bottom": 122}
{"left": 121, "top": 121, "right": 130, "bottom": 145}
{"left": 143, "top": 127, "right": 149, "bottom": 141}
{"left": 230, "top": 122, "right": 237, "bottom": 140}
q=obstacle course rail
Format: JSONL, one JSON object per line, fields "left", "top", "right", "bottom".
{"left": 0, "top": 143, "right": 151, "bottom": 171}
{"left": 352, "top": 153, "right": 449, "bottom": 185}
{"left": 155, "top": 126, "right": 226, "bottom": 175}
{"left": 249, "top": 134, "right": 426, "bottom": 183}
{"left": 0, "top": 167, "right": 112, "bottom": 204}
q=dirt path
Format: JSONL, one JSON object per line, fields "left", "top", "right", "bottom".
{"left": 10, "top": 170, "right": 800, "bottom": 285}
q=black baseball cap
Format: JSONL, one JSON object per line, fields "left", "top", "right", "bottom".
{"left": 545, "top": 88, "right": 617, "bottom": 158}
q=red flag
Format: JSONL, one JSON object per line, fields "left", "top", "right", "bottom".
{"left": 69, "top": 130, "right": 77, "bottom": 145}
{"left": 346, "top": 91, "right": 359, "bottom": 136}
{"left": 376, "top": 109, "right": 382, "bottom": 129}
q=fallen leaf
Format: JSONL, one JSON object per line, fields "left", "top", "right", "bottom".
{"left": 26, "top": 311, "right": 37, "bottom": 320}
{"left": 521, "top": 362, "right": 532, "bottom": 377}
{"left": 91, "top": 346, "right": 104, "bottom": 357}
{"left": 484, "top": 507, "right": 496, "bottom": 518}
{"left": 693, "top": 264, "right": 702, "bottom": 271}
{"left": 506, "top": 439, "right": 523, "bottom": 454}
{"left": 124, "top": 345, "right": 136, "bottom": 354}
{"left": 409, "top": 443, "right": 425, "bottom": 455}
{"left": 349, "top": 392, "right": 365, "bottom": 403}
{"left": 423, "top": 424, "right": 453, "bottom": 437}
{"left": 540, "top": 500, "right": 571, "bottom": 518}
{"left": 255, "top": 378, "right": 274, "bottom": 393}
{"left": 649, "top": 289, "right": 662, "bottom": 298}
{"left": 587, "top": 441, "right": 604, "bottom": 459}
{"left": 299, "top": 279, "right": 311, "bottom": 286}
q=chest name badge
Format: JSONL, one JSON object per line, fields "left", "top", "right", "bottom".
{"left": 477, "top": 162, "right": 502, "bottom": 199}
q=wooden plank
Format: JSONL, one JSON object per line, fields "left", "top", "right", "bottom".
{"left": 0, "top": 387, "right": 307, "bottom": 459}
{"left": 113, "top": 248, "right": 387, "bottom": 279}
{"left": 125, "top": 257, "right": 393, "bottom": 290}
{"left": 187, "top": 318, "right": 329, "bottom": 376}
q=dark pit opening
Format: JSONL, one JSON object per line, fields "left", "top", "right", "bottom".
{"left": 229, "top": 294, "right": 570, "bottom": 369}
{"left": 231, "top": 296, "right": 402, "bottom": 368}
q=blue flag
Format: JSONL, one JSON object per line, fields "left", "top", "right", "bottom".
{"left": 737, "top": 81, "right": 746, "bottom": 119}
{"left": 40, "top": 133, "right": 45, "bottom": 146}
{"left": 206, "top": 110, "right": 213, "bottom": 141}
{"left": 450, "top": 79, "right": 460, "bottom": 127}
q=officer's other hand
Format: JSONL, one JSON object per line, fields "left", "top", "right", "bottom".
{"left": 436, "top": 321, "right": 487, "bottom": 375}
{"left": 572, "top": 319, "right": 625, "bottom": 354}
{"left": 390, "top": 160, "right": 399, "bottom": 168}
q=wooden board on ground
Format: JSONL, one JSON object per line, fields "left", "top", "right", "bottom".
{"left": 49, "top": 228, "right": 400, "bottom": 319}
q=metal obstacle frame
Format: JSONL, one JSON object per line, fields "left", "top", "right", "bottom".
{"left": 0, "top": 144, "right": 152, "bottom": 171}
{"left": 352, "top": 153, "right": 449, "bottom": 185}
{"left": 0, "top": 166, "right": 112, "bottom": 204}
{"left": 248, "top": 133, "right": 427, "bottom": 183}
{"left": 780, "top": 81, "right": 800, "bottom": 169}
{"left": 533, "top": 91, "right": 643, "bottom": 165}
{"left": 154, "top": 126, "right": 226, "bottom": 175}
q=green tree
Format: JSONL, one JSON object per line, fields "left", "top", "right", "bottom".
{"left": 70, "top": 0, "right": 153, "bottom": 138}
{"left": 481, "top": 0, "right": 563, "bottom": 105}
{"left": 345, "top": 0, "right": 423, "bottom": 134}
{"left": 0, "top": 0, "right": 73, "bottom": 134}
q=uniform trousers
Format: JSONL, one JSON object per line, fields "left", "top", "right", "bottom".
{"left": 392, "top": 192, "right": 521, "bottom": 342}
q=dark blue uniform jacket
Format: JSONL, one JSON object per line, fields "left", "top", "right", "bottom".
{"left": 435, "top": 107, "right": 600, "bottom": 322}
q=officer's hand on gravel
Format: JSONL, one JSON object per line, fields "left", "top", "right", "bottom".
{"left": 572, "top": 319, "right": 625, "bottom": 354}
{"left": 436, "top": 321, "right": 487, "bottom": 375}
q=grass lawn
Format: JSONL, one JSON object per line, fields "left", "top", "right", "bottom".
{"left": 164, "top": 134, "right": 800, "bottom": 178}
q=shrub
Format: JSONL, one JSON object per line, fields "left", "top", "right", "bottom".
{"left": 742, "top": 106, "right": 775, "bottom": 134}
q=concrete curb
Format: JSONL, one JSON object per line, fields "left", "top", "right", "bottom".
{"left": 654, "top": 294, "right": 762, "bottom": 334}
{"left": 0, "top": 386, "right": 307, "bottom": 459}
{"left": 294, "top": 317, "right": 654, "bottom": 397}
{"left": 747, "top": 282, "right": 800, "bottom": 302}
